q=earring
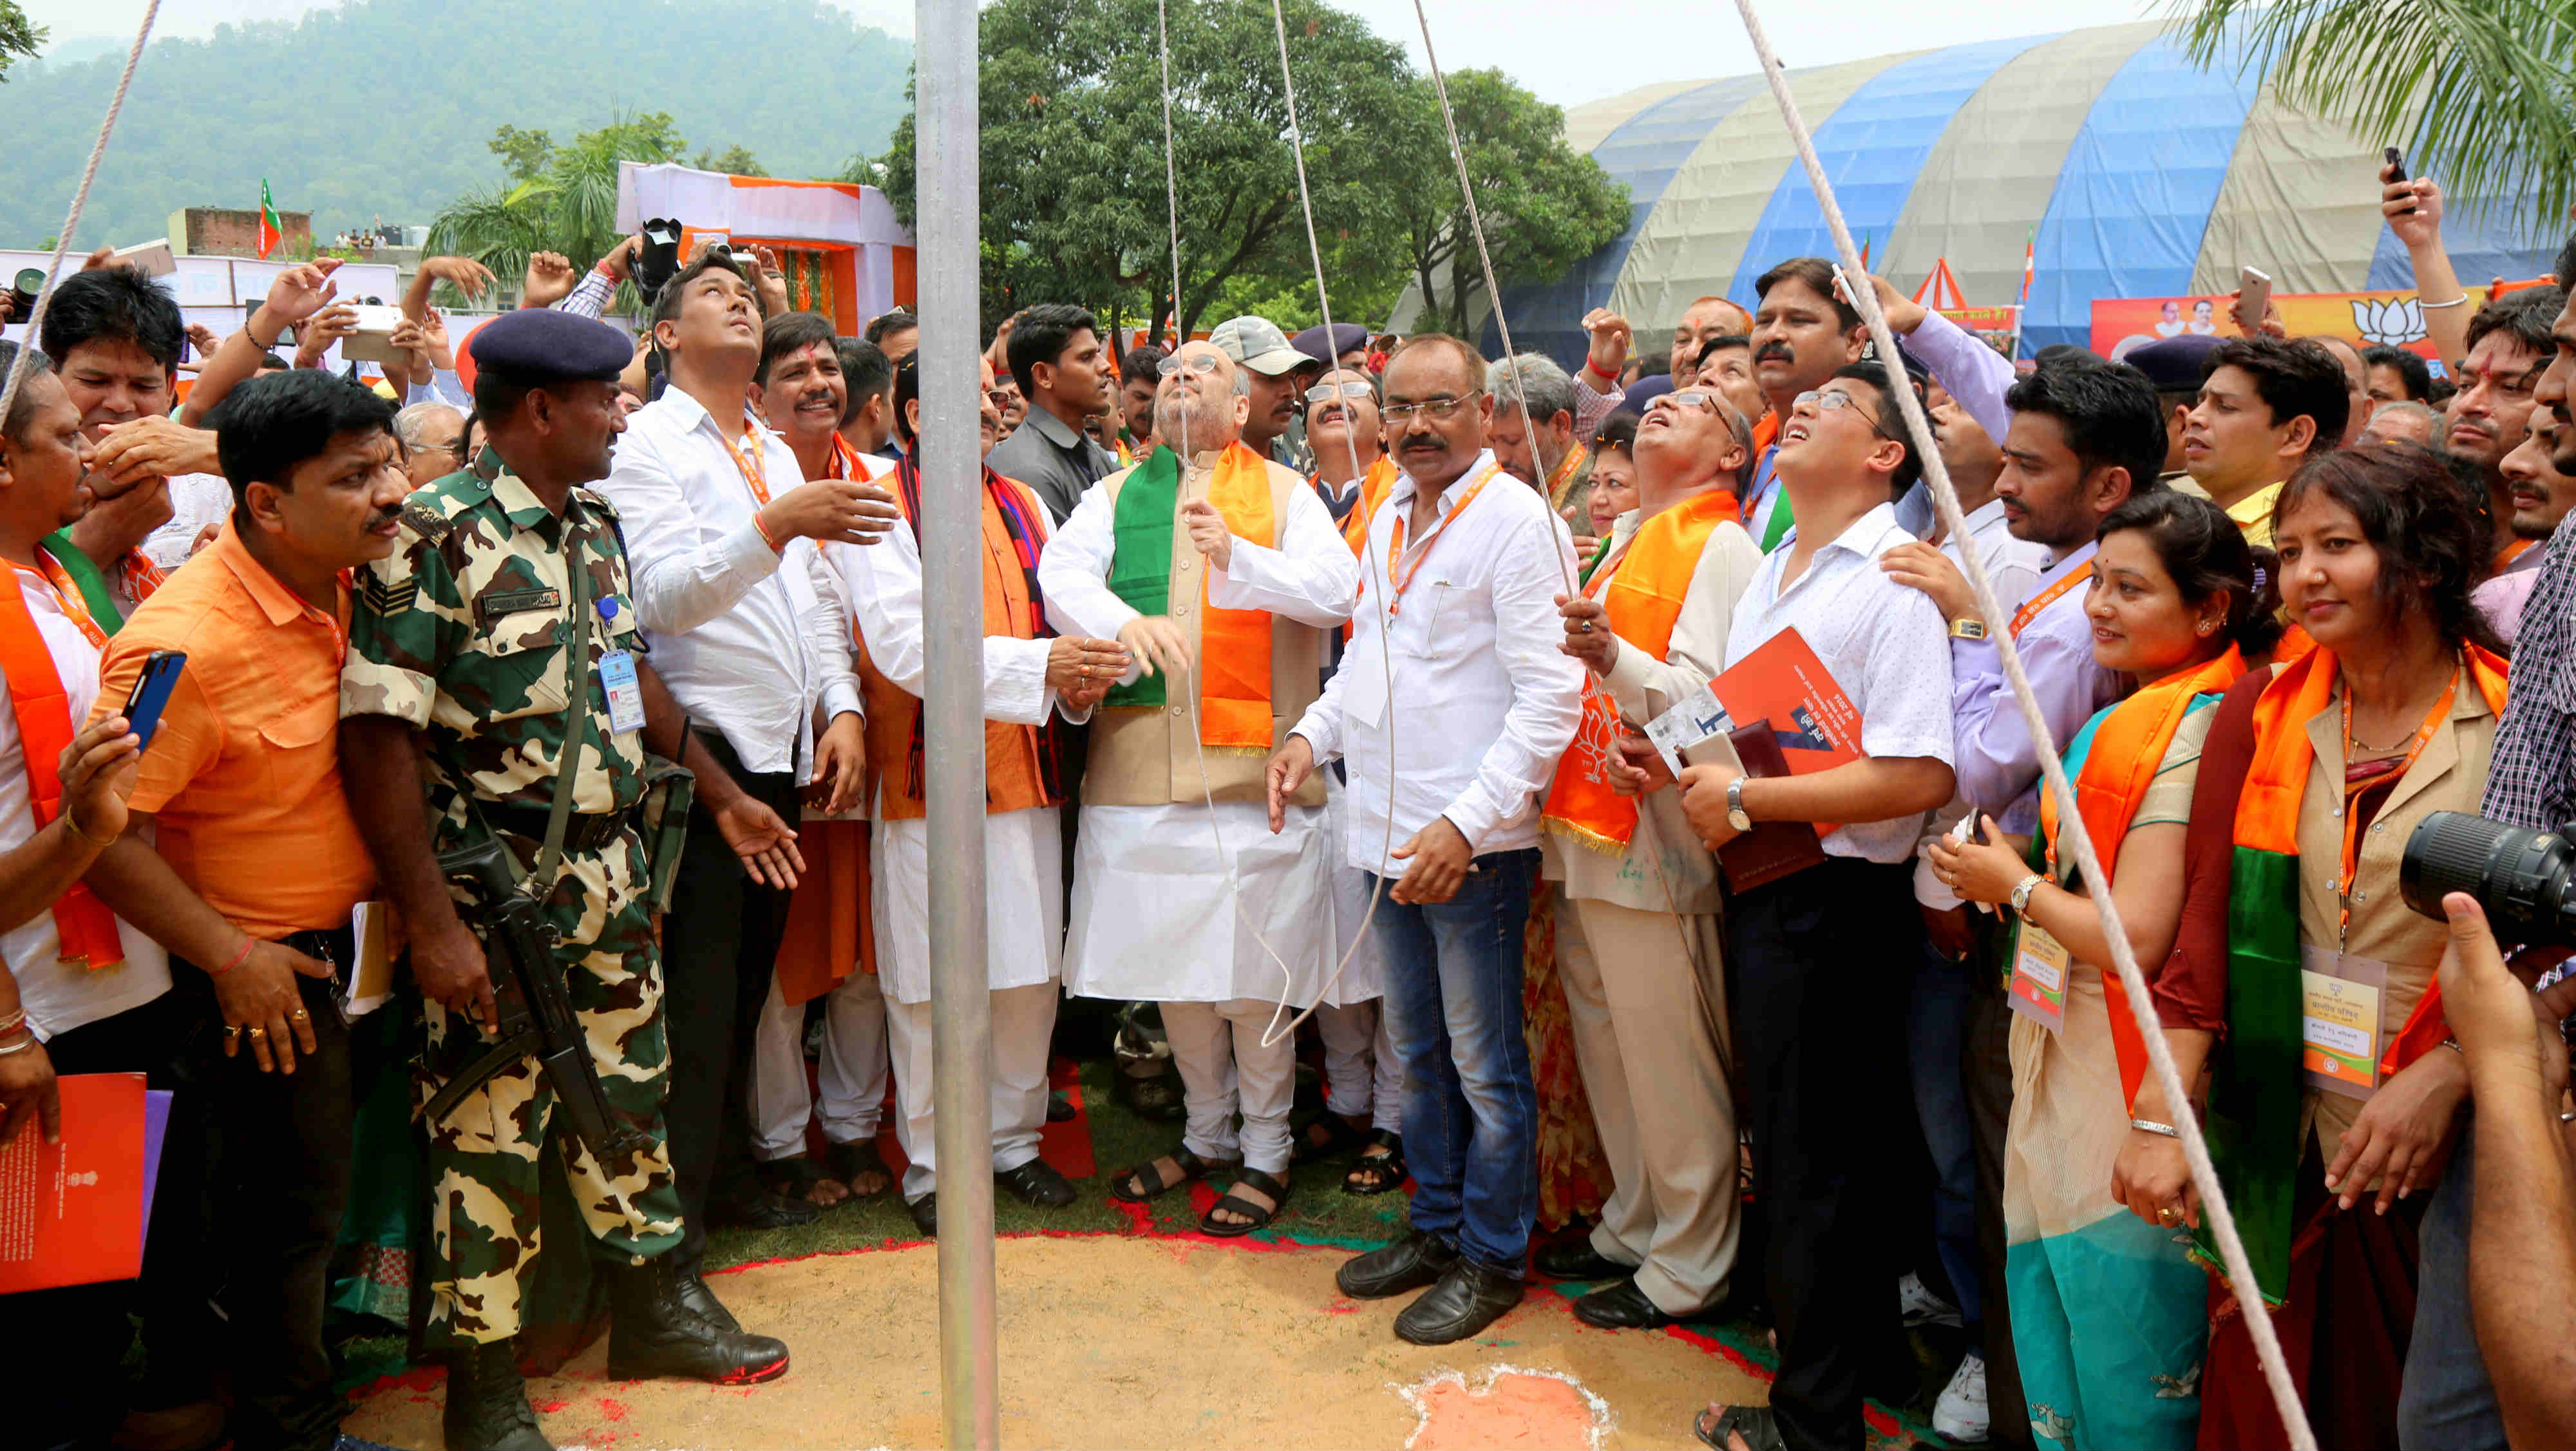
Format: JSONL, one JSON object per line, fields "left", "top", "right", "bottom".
{"left": 2197, "top": 622, "right": 2214, "bottom": 636}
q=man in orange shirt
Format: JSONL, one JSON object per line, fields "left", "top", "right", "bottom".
{"left": 86, "top": 369, "right": 409, "bottom": 1451}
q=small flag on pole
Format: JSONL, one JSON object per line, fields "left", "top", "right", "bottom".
{"left": 2018, "top": 229, "right": 2036, "bottom": 305}
{"left": 256, "top": 180, "right": 283, "bottom": 260}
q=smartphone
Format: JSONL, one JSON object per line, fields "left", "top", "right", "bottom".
{"left": 117, "top": 650, "right": 186, "bottom": 751}
{"left": 2238, "top": 266, "right": 2273, "bottom": 334}
{"left": 2385, "top": 146, "right": 2417, "bottom": 216}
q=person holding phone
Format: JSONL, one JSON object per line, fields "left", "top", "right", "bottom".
{"left": 0, "top": 339, "right": 185, "bottom": 1451}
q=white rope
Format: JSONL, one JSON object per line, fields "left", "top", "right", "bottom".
{"left": 1726, "top": 1, "right": 2316, "bottom": 1445}
{"left": 0, "top": 0, "right": 163, "bottom": 428}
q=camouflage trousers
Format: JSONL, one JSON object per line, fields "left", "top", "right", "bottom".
{"left": 416, "top": 829, "right": 683, "bottom": 1345}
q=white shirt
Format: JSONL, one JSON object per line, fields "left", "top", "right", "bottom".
{"left": 600, "top": 388, "right": 862, "bottom": 780}
{"left": 142, "top": 473, "right": 234, "bottom": 573}
{"left": 1725, "top": 500, "right": 1956, "bottom": 864}
{"left": 828, "top": 493, "right": 1063, "bottom": 743}
{"left": 0, "top": 570, "right": 170, "bottom": 1039}
{"left": 1292, "top": 450, "right": 1584, "bottom": 873}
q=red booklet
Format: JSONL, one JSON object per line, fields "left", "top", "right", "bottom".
{"left": 1709, "top": 627, "right": 1866, "bottom": 823}
{"left": 0, "top": 1071, "right": 147, "bottom": 1294}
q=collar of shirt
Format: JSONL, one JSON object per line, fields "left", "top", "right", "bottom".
{"left": 211, "top": 522, "right": 346, "bottom": 632}
{"left": 647, "top": 384, "right": 777, "bottom": 468}
{"left": 1769, "top": 498, "right": 1908, "bottom": 587}
{"left": 1386, "top": 450, "right": 1501, "bottom": 517}
{"left": 2224, "top": 479, "right": 2286, "bottom": 529}
{"left": 1023, "top": 404, "right": 1089, "bottom": 454}
{"left": 2039, "top": 536, "right": 2099, "bottom": 582}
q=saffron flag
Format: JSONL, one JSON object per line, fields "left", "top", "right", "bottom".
{"left": 2018, "top": 229, "right": 2036, "bottom": 304}
{"left": 256, "top": 180, "right": 283, "bottom": 260}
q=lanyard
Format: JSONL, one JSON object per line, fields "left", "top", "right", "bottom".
{"left": 1386, "top": 460, "right": 1501, "bottom": 615}
{"left": 2009, "top": 558, "right": 2093, "bottom": 638}
{"left": 721, "top": 417, "right": 772, "bottom": 506}
{"left": 2336, "top": 668, "right": 2457, "bottom": 944}
{"left": 27, "top": 556, "right": 106, "bottom": 650}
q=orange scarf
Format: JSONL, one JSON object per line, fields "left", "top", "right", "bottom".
{"left": 1335, "top": 457, "right": 1400, "bottom": 557}
{"left": 2038, "top": 646, "right": 2245, "bottom": 1105}
{"left": 0, "top": 563, "right": 122, "bottom": 969}
{"left": 1542, "top": 488, "right": 1743, "bottom": 852}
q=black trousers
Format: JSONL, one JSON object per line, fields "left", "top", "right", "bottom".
{"left": 662, "top": 730, "right": 797, "bottom": 1272}
{"left": 1727, "top": 858, "right": 1914, "bottom": 1451}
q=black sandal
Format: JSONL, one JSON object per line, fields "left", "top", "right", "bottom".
{"left": 1692, "top": 1405, "right": 1786, "bottom": 1451}
{"left": 824, "top": 1138, "right": 893, "bottom": 1199}
{"left": 1342, "top": 1130, "right": 1406, "bottom": 1196}
{"left": 1199, "top": 1168, "right": 1289, "bottom": 1237}
{"left": 1109, "top": 1146, "right": 1213, "bottom": 1203}
{"left": 1292, "top": 1113, "right": 1367, "bottom": 1164}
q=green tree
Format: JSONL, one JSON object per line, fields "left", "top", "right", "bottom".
{"left": 2179, "top": 0, "right": 2576, "bottom": 225}
{"left": 488, "top": 124, "right": 555, "bottom": 183}
{"left": 428, "top": 110, "right": 690, "bottom": 306}
{"left": 0, "top": 1, "right": 42, "bottom": 84}
{"left": 1397, "top": 70, "right": 1628, "bottom": 336}
{"left": 880, "top": 0, "right": 1425, "bottom": 339}
{"left": 690, "top": 144, "right": 768, "bottom": 176}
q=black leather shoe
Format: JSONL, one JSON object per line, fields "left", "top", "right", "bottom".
{"left": 443, "top": 1338, "right": 553, "bottom": 1451}
{"left": 1572, "top": 1276, "right": 1687, "bottom": 1330}
{"left": 1047, "top": 1092, "right": 1075, "bottom": 1123}
{"left": 1336, "top": 1229, "right": 1459, "bottom": 1300}
{"left": 1533, "top": 1235, "right": 1634, "bottom": 1282}
{"left": 607, "top": 1257, "right": 790, "bottom": 1385}
{"left": 1114, "top": 1067, "right": 1187, "bottom": 1122}
{"left": 908, "top": 1192, "right": 938, "bottom": 1237}
{"left": 995, "top": 1158, "right": 1077, "bottom": 1207}
{"left": 1394, "top": 1259, "right": 1526, "bottom": 1345}
{"left": 677, "top": 1269, "right": 742, "bottom": 1333}
{"left": 706, "top": 1191, "right": 820, "bottom": 1231}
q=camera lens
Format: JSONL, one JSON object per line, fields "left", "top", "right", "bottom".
{"left": 2401, "top": 811, "right": 2576, "bottom": 944}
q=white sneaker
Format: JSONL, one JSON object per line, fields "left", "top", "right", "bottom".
{"left": 1934, "top": 1351, "right": 1990, "bottom": 1444}
{"left": 1899, "top": 1270, "right": 1964, "bottom": 1328}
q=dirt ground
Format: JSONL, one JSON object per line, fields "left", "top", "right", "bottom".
{"left": 341, "top": 1232, "right": 1785, "bottom": 1450}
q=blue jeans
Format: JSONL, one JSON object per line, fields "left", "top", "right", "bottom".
{"left": 1909, "top": 938, "right": 1984, "bottom": 1329}
{"left": 2398, "top": 1130, "right": 2506, "bottom": 1450}
{"left": 1369, "top": 848, "right": 1540, "bottom": 1274}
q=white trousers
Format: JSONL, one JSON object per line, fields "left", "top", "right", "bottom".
{"left": 1314, "top": 998, "right": 1401, "bottom": 1133}
{"left": 1163, "top": 996, "right": 1298, "bottom": 1174}
{"left": 749, "top": 968, "right": 889, "bottom": 1161}
{"left": 884, "top": 982, "right": 1059, "bottom": 1203}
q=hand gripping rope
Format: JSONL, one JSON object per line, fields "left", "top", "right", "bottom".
{"left": 1726, "top": 0, "right": 2315, "bottom": 1441}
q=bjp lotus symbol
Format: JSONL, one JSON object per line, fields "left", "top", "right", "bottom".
{"left": 2353, "top": 297, "right": 2429, "bottom": 346}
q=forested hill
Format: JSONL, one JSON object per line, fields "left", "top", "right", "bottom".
{"left": 1, "top": 0, "right": 912, "bottom": 247}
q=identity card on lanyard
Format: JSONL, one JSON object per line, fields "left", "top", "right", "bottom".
{"left": 2009, "top": 918, "right": 2070, "bottom": 1034}
{"left": 595, "top": 594, "right": 646, "bottom": 736}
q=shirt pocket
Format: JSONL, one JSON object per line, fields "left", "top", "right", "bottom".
{"left": 258, "top": 684, "right": 341, "bottom": 805}
{"left": 466, "top": 593, "right": 574, "bottom": 721}
{"left": 1398, "top": 579, "right": 1457, "bottom": 658}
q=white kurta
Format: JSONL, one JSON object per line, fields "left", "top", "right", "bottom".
{"left": 829, "top": 511, "right": 1075, "bottom": 1006}
{"left": 1318, "top": 768, "right": 1387, "bottom": 1007}
{"left": 1040, "top": 456, "right": 1360, "bottom": 1005}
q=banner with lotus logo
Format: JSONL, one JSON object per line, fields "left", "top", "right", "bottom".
{"left": 2090, "top": 279, "right": 2550, "bottom": 375}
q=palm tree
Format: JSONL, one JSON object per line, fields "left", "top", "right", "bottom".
{"left": 424, "top": 110, "right": 685, "bottom": 310}
{"left": 2175, "top": 0, "right": 2576, "bottom": 225}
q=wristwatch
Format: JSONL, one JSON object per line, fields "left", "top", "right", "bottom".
{"left": 1725, "top": 776, "right": 1752, "bottom": 834}
{"left": 2010, "top": 873, "right": 2045, "bottom": 914}
{"left": 1949, "top": 617, "right": 1988, "bottom": 641}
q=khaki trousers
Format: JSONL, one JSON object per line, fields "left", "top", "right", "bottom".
{"left": 1556, "top": 890, "right": 1739, "bottom": 1314}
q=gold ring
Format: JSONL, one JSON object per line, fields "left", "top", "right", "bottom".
{"left": 290, "top": 1009, "right": 310, "bottom": 1021}
{"left": 225, "top": 1025, "right": 240, "bottom": 1038}
{"left": 2158, "top": 1206, "right": 2178, "bottom": 1224}
{"left": 246, "top": 1026, "right": 267, "bottom": 1039}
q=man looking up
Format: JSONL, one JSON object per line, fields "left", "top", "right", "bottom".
{"left": 2447, "top": 287, "right": 2566, "bottom": 571}
{"left": 1211, "top": 316, "right": 1322, "bottom": 465}
{"left": 1271, "top": 334, "right": 1582, "bottom": 1345}
{"left": 84, "top": 370, "right": 409, "bottom": 1451}
{"left": 341, "top": 309, "right": 793, "bottom": 1450}
{"left": 1487, "top": 355, "right": 1589, "bottom": 512}
{"left": 1694, "top": 336, "right": 1766, "bottom": 433}
{"left": 989, "top": 303, "right": 1119, "bottom": 524}
{"left": 2183, "top": 335, "right": 2349, "bottom": 545}
{"left": 600, "top": 252, "right": 895, "bottom": 1269}
{"left": 1672, "top": 361, "right": 1958, "bottom": 1451}
{"left": 1309, "top": 366, "right": 1394, "bottom": 547}
{"left": 1743, "top": 260, "right": 1870, "bottom": 551}
{"left": 1117, "top": 346, "right": 1165, "bottom": 462}
{"left": 1044, "top": 341, "right": 1358, "bottom": 1236}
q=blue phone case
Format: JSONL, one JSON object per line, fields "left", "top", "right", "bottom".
{"left": 121, "top": 652, "right": 186, "bottom": 750}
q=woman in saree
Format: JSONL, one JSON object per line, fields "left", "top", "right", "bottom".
{"left": 1930, "top": 491, "right": 2275, "bottom": 1449}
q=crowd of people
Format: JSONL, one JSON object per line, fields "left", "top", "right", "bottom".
{"left": 8, "top": 156, "right": 2576, "bottom": 1451}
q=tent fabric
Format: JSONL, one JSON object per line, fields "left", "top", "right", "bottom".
{"left": 1724, "top": 34, "right": 2057, "bottom": 313}
{"left": 2189, "top": 86, "right": 2394, "bottom": 296}
{"left": 1877, "top": 24, "right": 2160, "bottom": 314}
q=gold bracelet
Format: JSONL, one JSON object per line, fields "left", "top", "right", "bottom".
{"left": 63, "top": 806, "right": 117, "bottom": 848}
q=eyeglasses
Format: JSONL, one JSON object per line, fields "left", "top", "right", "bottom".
{"left": 985, "top": 388, "right": 1016, "bottom": 409}
{"left": 1381, "top": 389, "right": 1484, "bottom": 424}
{"left": 1305, "top": 381, "right": 1375, "bottom": 407}
{"left": 1157, "top": 352, "right": 1222, "bottom": 378}
{"left": 1792, "top": 388, "right": 1889, "bottom": 437}
{"left": 1649, "top": 390, "right": 1719, "bottom": 415}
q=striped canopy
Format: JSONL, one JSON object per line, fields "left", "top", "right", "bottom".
{"left": 1483, "top": 22, "right": 2559, "bottom": 364}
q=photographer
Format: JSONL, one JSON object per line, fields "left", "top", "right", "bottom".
{"left": 2430, "top": 894, "right": 2576, "bottom": 1451}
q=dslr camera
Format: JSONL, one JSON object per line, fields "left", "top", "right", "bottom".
{"left": 2401, "top": 811, "right": 2576, "bottom": 945}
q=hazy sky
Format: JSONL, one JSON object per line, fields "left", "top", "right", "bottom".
{"left": 25, "top": 0, "right": 2171, "bottom": 109}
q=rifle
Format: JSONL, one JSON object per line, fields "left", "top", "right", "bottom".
{"left": 416, "top": 833, "right": 647, "bottom": 1162}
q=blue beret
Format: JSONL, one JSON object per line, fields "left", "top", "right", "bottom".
{"left": 1623, "top": 374, "right": 1676, "bottom": 413}
{"left": 2123, "top": 334, "right": 2224, "bottom": 392}
{"left": 468, "top": 307, "right": 633, "bottom": 384}
{"left": 1292, "top": 321, "right": 1370, "bottom": 366}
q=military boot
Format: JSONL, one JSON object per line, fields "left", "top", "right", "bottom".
{"left": 607, "top": 1255, "right": 791, "bottom": 1385}
{"left": 441, "top": 1339, "right": 551, "bottom": 1451}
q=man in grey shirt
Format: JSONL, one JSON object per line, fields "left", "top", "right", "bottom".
{"left": 987, "top": 302, "right": 1119, "bottom": 522}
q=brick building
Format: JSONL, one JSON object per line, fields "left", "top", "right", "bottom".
{"left": 166, "top": 205, "right": 312, "bottom": 259}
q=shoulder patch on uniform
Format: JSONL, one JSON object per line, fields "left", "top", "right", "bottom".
{"left": 363, "top": 568, "right": 418, "bottom": 616}
{"left": 401, "top": 497, "right": 455, "bottom": 542}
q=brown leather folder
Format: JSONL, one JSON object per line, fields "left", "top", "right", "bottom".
{"left": 1716, "top": 721, "right": 1829, "bottom": 893}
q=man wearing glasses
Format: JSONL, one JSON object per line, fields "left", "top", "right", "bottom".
{"left": 393, "top": 400, "right": 466, "bottom": 488}
{"left": 1271, "top": 334, "right": 1582, "bottom": 1345}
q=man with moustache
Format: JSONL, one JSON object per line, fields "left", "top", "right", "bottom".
{"left": 340, "top": 310, "right": 794, "bottom": 1448}
{"left": 1739, "top": 260, "right": 1871, "bottom": 551}
{"left": 1211, "top": 316, "right": 1323, "bottom": 468}
{"left": 1487, "top": 355, "right": 1590, "bottom": 514}
{"left": 2474, "top": 415, "right": 2576, "bottom": 645}
{"left": 1272, "top": 334, "right": 1582, "bottom": 1344}
{"left": 989, "top": 303, "right": 1120, "bottom": 524}
{"left": 2446, "top": 287, "right": 2566, "bottom": 573}
{"left": 1045, "top": 340, "right": 1358, "bottom": 1235}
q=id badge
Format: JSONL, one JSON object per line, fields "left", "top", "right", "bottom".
{"left": 598, "top": 649, "right": 646, "bottom": 737}
{"left": 2008, "top": 919, "right": 2070, "bottom": 1035}
{"left": 2300, "top": 945, "right": 2389, "bottom": 1099}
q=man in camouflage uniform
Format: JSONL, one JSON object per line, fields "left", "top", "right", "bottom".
{"left": 339, "top": 310, "right": 797, "bottom": 1451}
